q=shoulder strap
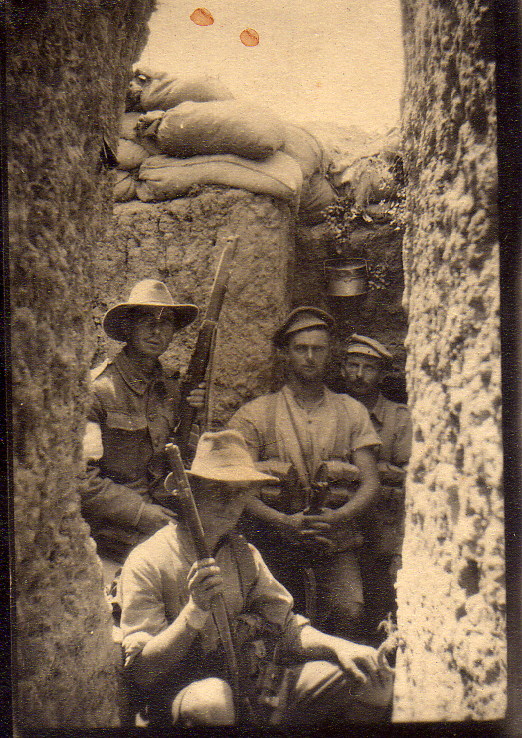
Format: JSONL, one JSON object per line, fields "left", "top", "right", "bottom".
{"left": 331, "top": 393, "right": 354, "bottom": 458}
{"left": 228, "top": 533, "right": 257, "bottom": 600}
{"left": 262, "top": 392, "right": 279, "bottom": 460}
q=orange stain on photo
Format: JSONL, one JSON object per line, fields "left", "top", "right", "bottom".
{"left": 190, "top": 8, "right": 214, "bottom": 26}
{"left": 240, "top": 28, "right": 259, "bottom": 46}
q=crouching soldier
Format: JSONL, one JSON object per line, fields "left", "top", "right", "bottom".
{"left": 119, "top": 430, "right": 393, "bottom": 727}
{"left": 80, "top": 279, "right": 204, "bottom": 582}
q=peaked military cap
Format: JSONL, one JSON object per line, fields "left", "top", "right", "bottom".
{"left": 344, "top": 334, "right": 393, "bottom": 366}
{"left": 103, "top": 279, "right": 199, "bottom": 342}
{"left": 273, "top": 306, "right": 335, "bottom": 348}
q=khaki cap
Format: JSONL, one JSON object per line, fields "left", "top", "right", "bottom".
{"left": 344, "top": 333, "right": 393, "bottom": 365}
{"left": 273, "top": 306, "right": 335, "bottom": 348}
{"left": 103, "top": 279, "right": 198, "bottom": 342}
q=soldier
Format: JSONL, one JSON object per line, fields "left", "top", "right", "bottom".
{"left": 119, "top": 430, "right": 393, "bottom": 727}
{"left": 341, "top": 334, "right": 412, "bottom": 634}
{"left": 81, "top": 279, "right": 204, "bottom": 582}
{"left": 228, "top": 307, "right": 381, "bottom": 638}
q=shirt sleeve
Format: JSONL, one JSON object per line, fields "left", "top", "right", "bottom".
{"left": 119, "top": 549, "right": 171, "bottom": 667}
{"left": 227, "top": 403, "right": 265, "bottom": 462}
{"left": 80, "top": 390, "right": 146, "bottom": 528}
{"left": 348, "top": 399, "right": 382, "bottom": 451}
{"left": 245, "top": 544, "right": 309, "bottom": 642}
{"left": 392, "top": 406, "right": 413, "bottom": 467}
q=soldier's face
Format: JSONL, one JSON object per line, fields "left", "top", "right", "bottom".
{"left": 285, "top": 328, "right": 330, "bottom": 382}
{"left": 197, "top": 481, "right": 255, "bottom": 529}
{"left": 342, "top": 354, "right": 382, "bottom": 395}
{"left": 127, "top": 309, "right": 175, "bottom": 359}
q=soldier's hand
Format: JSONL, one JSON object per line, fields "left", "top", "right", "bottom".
{"left": 137, "top": 503, "right": 178, "bottom": 534}
{"left": 186, "top": 382, "right": 206, "bottom": 409}
{"left": 299, "top": 509, "right": 338, "bottom": 549}
{"left": 335, "top": 641, "right": 394, "bottom": 707}
{"left": 187, "top": 558, "right": 224, "bottom": 611}
{"left": 277, "top": 512, "right": 306, "bottom": 542}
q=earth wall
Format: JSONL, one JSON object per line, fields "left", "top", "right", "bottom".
{"left": 8, "top": 0, "right": 155, "bottom": 728}
{"left": 395, "top": 0, "right": 504, "bottom": 720}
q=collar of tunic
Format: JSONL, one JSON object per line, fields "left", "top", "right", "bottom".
{"left": 113, "top": 350, "right": 165, "bottom": 397}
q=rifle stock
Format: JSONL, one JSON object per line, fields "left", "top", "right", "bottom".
{"left": 177, "top": 236, "right": 238, "bottom": 463}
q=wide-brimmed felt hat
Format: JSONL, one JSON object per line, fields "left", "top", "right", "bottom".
{"left": 343, "top": 333, "right": 393, "bottom": 366}
{"left": 103, "top": 279, "right": 199, "bottom": 342}
{"left": 187, "top": 430, "right": 278, "bottom": 484}
{"left": 273, "top": 306, "right": 335, "bottom": 348}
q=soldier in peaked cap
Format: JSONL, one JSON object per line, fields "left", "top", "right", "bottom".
{"left": 81, "top": 279, "right": 204, "bottom": 578}
{"left": 228, "top": 307, "right": 382, "bottom": 639}
{"left": 341, "top": 334, "right": 411, "bottom": 490}
{"left": 341, "top": 334, "right": 412, "bottom": 634}
{"left": 119, "top": 430, "right": 392, "bottom": 727}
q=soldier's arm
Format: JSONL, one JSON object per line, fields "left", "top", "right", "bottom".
{"left": 376, "top": 407, "right": 412, "bottom": 485}
{"left": 81, "top": 399, "right": 176, "bottom": 534}
{"left": 325, "top": 446, "right": 380, "bottom": 524}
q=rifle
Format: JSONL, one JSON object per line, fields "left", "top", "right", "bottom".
{"left": 177, "top": 235, "right": 238, "bottom": 464}
{"left": 164, "top": 443, "right": 255, "bottom": 723}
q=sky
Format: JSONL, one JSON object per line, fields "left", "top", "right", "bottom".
{"left": 139, "top": 0, "right": 404, "bottom": 134}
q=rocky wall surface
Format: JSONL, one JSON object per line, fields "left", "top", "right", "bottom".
{"left": 94, "top": 188, "right": 294, "bottom": 424}
{"left": 395, "top": 0, "right": 504, "bottom": 720}
{"left": 8, "top": 0, "right": 155, "bottom": 728}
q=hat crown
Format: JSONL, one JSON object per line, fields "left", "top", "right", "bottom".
{"left": 273, "top": 306, "right": 335, "bottom": 347}
{"left": 127, "top": 279, "right": 175, "bottom": 307}
{"left": 345, "top": 333, "right": 392, "bottom": 362}
{"left": 188, "top": 430, "right": 277, "bottom": 483}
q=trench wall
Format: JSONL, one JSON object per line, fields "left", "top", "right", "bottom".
{"left": 395, "top": 0, "right": 504, "bottom": 720}
{"left": 8, "top": 0, "right": 155, "bottom": 728}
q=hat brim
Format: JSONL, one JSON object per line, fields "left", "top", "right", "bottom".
{"left": 103, "top": 302, "right": 198, "bottom": 342}
{"left": 187, "top": 465, "right": 278, "bottom": 483}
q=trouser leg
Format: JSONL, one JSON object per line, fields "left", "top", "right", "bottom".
{"left": 314, "top": 550, "right": 364, "bottom": 638}
{"left": 171, "top": 678, "right": 235, "bottom": 726}
{"left": 283, "top": 660, "right": 391, "bottom": 725}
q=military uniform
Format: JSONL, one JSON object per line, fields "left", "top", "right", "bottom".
{"left": 228, "top": 385, "right": 381, "bottom": 625}
{"left": 82, "top": 349, "right": 181, "bottom": 563}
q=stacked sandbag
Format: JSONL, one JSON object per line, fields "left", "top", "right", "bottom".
{"left": 281, "top": 123, "right": 336, "bottom": 224}
{"left": 126, "top": 66, "right": 234, "bottom": 112}
{"left": 136, "top": 101, "right": 285, "bottom": 160}
{"left": 135, "top": 152, "right": 303, "bottom": 204}
{"left": 331, "top": 128, "right": 402, "bottom": 208}
{"left": 113, "top": 112, "right": 162, "bottom": 203}
{"left": 113, "top": 68, "right": 336, "bottom": 213}
{"left": 305, "top": 122, "right": 403, "bottom": 210}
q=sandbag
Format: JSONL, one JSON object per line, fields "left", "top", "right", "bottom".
{"left": 281, "top": 123, "right": 325, "bottom": 181}
{"left": 140, "top": 74, "right": 234, "bottom": 112}
{"left": 119, "top": 113, "right": 162, "bottom": 157}
{"left": 137, "top": 101, "right": 285, "bottom": 160}
{"left": 116, "top": 139, "right": 150, "bottom": 170}
{"left": 136, "top": 152, "right": 303, "bottom": 203}
{"left": 298, "top": 172, "right": 337, "bottom": 224}
{"left": 338, "top": 157, "right": 398, "bottom": 207}
{"left": 120, "top": 112, "right": 142, "bottom": 140}
{"left": 113, "top": 171, "right": 137, "bottom": 202}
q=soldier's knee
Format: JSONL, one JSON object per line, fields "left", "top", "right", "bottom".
{"left": 176, "top": 677, "right": 235, "bottom": 725}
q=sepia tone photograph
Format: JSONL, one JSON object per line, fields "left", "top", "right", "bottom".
{"left": 5, "top": 0, "right": 519, "bottom": 733}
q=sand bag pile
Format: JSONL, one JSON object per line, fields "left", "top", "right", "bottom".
{"left": 113, "top": 68, "right": 337, "bottom": 221}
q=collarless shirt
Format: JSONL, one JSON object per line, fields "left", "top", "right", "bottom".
{"left": 119, "top": 523, "right": 304, "bottom": 666}
{"left": 229, "top": 384, "right": 380, "bottom": 487}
